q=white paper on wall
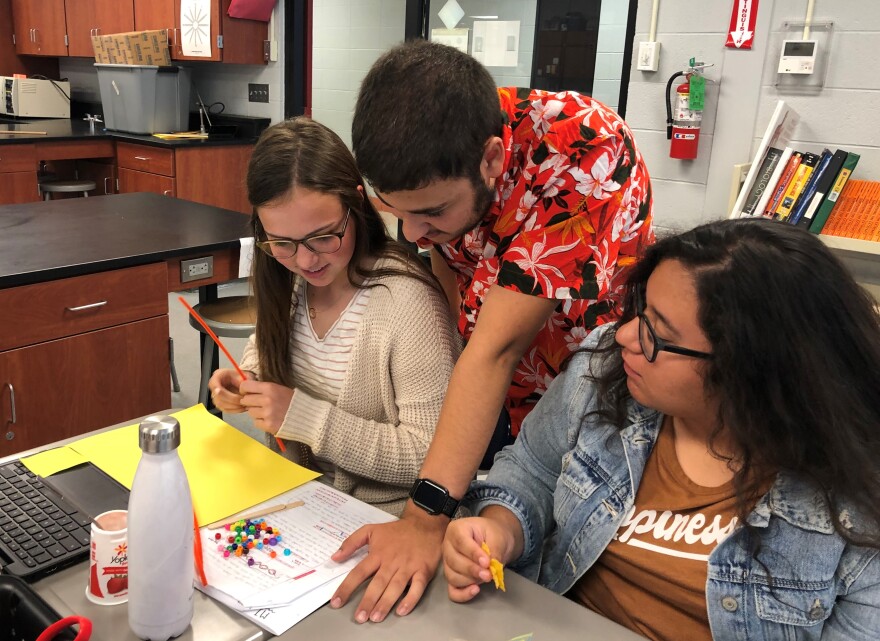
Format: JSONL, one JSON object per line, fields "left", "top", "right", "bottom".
{"left": 431, "top": 28, "right": 470, "bottom": 54}
{"left": 180, "top": 0, "right": 213, "bottom": 58}
{"left": 472, "top": 21, "right": 520, "bottom": 67}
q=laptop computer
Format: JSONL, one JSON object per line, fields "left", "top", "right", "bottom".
{"left": 0, "top": 460, "right": 129, "bottom": 582}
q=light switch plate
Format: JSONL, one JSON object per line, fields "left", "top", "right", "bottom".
{"left": 248, "top": 83, "right": 269, "bottom": 103}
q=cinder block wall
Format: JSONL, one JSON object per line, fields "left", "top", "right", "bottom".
{"left": 626, "top": 0, "right": 880, "bottom": 231}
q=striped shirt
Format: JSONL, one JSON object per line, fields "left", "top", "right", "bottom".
{"left": 292, "top": 280, "right": 372, "bottom": 479}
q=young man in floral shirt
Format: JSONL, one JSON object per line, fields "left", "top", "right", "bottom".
{"left": 331, "top": 40, "right": 655, "bottom": 622}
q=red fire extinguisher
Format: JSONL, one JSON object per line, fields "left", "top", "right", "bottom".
{"left": 666, "top": 72, "right": 702, "bottom": 160}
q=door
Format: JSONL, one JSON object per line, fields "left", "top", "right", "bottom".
{"left": 0, "top": 317, "right": 170, "bottom": 457}
{"left": 12, "top": 0, "right": 68, "bottom": 56}
{"left": 133, "top": 0, "right": 175, "bottom": 53}
{"left": 172, "top": 0, "right": 221, "bottom": 61}
{"left": 76, "top": 160, "right": 117, "bottom": 196}
{"left": 0, "top": 172, "right": 40, "bottom": 204}
{"left": 118, "top": 167, "right": 176, "bottom": 197}
{"left": 413, "top": 0, "right": 635, "bottom": 116}
{"left": 66, "top": 0, "right": 136, "bottom": 58}
{"left": 219, "top": 0, "right": 267, "bottom": 65}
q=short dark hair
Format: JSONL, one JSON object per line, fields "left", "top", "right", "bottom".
{"left": 352, "top": 39, "right": 503, "bottom": 193}
{"left": 590, "top": 218, "right": 880, "bottom": 547}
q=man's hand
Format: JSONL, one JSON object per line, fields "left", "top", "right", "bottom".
{"left": 329, "top": 512, "right": 447, "bottom": 623}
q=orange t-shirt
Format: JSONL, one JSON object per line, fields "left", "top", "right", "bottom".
{"left": 568, "top": 421, "right": 739, "bottom": 641}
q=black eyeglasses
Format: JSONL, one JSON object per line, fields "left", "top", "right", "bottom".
{"left": 255, "top": 209, "right": 351, "bottom": 259}
{"left": 635, "top": 287, "right": 713, "bottom": 363}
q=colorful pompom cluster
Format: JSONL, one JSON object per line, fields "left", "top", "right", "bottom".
{"left": 214, "top": 518, "right": 293, "bottom": 562}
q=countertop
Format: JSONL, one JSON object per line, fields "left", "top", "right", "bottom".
{"left": 0, "top": 117, "right": 256, "bottom": 148}
{"left": 0, "top": 192, "right": 250, "bottom": 288}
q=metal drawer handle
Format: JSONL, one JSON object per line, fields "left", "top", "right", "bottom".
{"left": 134, "top": 156, "right": 151, "bottom": 161}
{"left": 5, "top": 383, "right": 15, "bottom": 426}
{"left": 66, "top": 300, "right": 108, "bottom": 312}
{"left": 163, "top": 189, "right": 172, "bottom": 196}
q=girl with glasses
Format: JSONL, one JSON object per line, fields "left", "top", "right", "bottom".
{"left": 443, "top": 219, "right": 880, "bottom": 640}
{"left": 208, "top": 118, "right": 459, "bottom": 515}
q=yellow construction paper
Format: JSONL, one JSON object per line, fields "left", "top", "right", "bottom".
{"left": 68, "top": 405, "right": 320, "bottom": 525}
{"left": 21, "top": 446, "right": 88, "bottom": 477}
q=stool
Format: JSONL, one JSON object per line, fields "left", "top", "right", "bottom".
{"left": 187, "top": 296, "right": 256, "bottom": 406}
{"left": 40, "top": 179, "right": 97, "bottom": 200}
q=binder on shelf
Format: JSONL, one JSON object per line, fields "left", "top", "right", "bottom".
{"left": 775, "top": 151, "right": 820, "bottom": 222}
{"left": 764, "top": 152, "right": 802, "bottom": 218}
{"left": 790, "top": 149, "right": 831, "bottom": 226}
{"left": 730, "top": 101, "right": 799, "bottom": 218}
{"left": 809, "top": 152, "right": 860, "bottom": 234}
{"left": 798, "top": 150, "right": 848, "bottom": 229}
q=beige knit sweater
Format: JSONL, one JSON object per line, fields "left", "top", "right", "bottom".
{"left": 239, "top": 260, "right": 460, "bottom": 516}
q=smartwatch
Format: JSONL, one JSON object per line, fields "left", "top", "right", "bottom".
{"left": 408, "top": 478, "right": 461, "bottom": 517}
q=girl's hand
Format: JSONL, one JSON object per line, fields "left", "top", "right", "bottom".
{"left": 442, "top": 516, "right": 515, "bottom": 603}
{"left": 238, "top": 379, "right": 295, "bottom": 435}
{"left": 207, "top": 369, "right": 252, "bottom": 413}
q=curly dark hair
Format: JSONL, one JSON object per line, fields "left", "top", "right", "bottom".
{"left": 352, "top": 39, "right": 503, "bottom": 193}
{"left": 588, "top": 218, "right": 880, "bottom": 548}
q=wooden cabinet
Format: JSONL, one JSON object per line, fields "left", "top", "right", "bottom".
{"left": 11, "top": 0, "right": 68, "bottom": 56}
{"left": 0, "top": 263, "right": 170, "bottom": 456}
{"left": 66, "top": 0, "right": 135, "bottom": 58}
{"left": 116, "top": 141, "right": 251, "bottom": 213}
{"left": 117, "top": 142, "right": 176, "bottom": 197}
{"left": 133, "top": 0, "right": 266, "bottom": 64}
{"left": 0, "top": 143, "right": 39, "bottom": 204}
{"left": 76, "top": 159, "right": 118, "bottom": 196}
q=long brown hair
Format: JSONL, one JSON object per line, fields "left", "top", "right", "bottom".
{"left": 246, "top": 117, "right": 442, "bottom": 388}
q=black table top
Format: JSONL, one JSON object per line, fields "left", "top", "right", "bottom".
{"left": 0, "top": 118, "right": 255, "bottom": 148}
{"left": 0, "top": 193, "right": 251, "bottom": 288}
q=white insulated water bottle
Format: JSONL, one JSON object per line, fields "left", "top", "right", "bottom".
{"left": 128, "top": 415, "right": 194, "bottom": 640}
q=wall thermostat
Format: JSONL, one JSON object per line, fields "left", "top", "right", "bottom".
{"left": 778, "top": 39, "right": 818, "bottom": 74}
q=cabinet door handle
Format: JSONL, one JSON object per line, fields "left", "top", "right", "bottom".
{"left": 5, "top": 383, "right": 15, "bottom": 426}
{"left": 66, "top": 300, "right": 108, "bottom": 312}
{"left": 30, "top": 28, "right": 34, "bottom": 42}
{"left": 134, "top": 156, "right": 151, "bottom": 161}
{"left": 163, "top": 189, "right": 172, "bottom": 196}
{"left": 104, "top": 177, "right": 111, "bottom": 194}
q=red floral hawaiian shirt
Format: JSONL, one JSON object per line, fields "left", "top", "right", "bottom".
{"left": 432, "top": 87, "right": 654, "bottom": 435}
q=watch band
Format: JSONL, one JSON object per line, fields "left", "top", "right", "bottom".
{"left": 439, "top": 494, "right": 460, "bottom": 518}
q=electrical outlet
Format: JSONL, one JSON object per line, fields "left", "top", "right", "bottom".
{"left": 248, "top": 83, "right": 269, "bottom": 103}
{"left": 181, "top": 256, "right": 214, "bottom": 283}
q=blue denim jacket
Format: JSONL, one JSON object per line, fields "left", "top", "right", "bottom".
{"left": 465, "top": 328, "right": 880, "bottom": 640}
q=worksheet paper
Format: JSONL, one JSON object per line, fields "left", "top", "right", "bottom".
{"left": 198, "top": 481, "right": 396, "bottom": 613}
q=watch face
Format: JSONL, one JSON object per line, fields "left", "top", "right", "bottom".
{"left": 411, "top": 479, "right": 448, "bottom": 514}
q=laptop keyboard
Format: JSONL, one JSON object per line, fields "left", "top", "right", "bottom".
{"left": 0, "top": 461, "right": 91, "bottom": 582}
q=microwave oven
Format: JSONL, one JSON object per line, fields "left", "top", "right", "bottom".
{"left": 0, "top": 77, "right": 71, "bottom": 118}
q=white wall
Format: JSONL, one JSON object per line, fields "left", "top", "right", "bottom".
{"left": 626, "top": 0, "right": 880, "bottom": 232}
{"left": 311, "top": 0, "right": 407, "bottom": 148}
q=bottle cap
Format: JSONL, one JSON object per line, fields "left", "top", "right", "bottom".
{"left": 138, "top": 415, "right": 181, "bottom": 453}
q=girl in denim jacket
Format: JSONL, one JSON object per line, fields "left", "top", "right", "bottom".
{"left": 444, "top": 219, "right": 880, "bottom": 640}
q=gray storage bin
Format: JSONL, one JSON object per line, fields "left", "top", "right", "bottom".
{"left": 95, "top": 64, "right": 191, "bottom": 135}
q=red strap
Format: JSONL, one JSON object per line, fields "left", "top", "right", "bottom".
{"left": 36, "top": 615, "right": 93, "bottom": 641}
